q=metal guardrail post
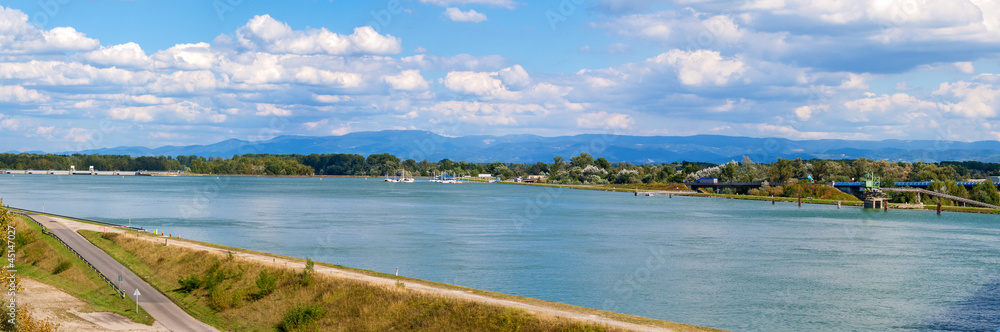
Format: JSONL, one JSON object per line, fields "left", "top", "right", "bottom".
{"left": 16, "top": 213, "right": 127, "bottom": 298}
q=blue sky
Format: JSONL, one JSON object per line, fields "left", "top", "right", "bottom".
{"left": 1, "top": 0, "right": 999, "bottom": 152}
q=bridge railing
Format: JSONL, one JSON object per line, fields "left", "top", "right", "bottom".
{"left": 12, "top": 211, "right": 126, "bottom": 298}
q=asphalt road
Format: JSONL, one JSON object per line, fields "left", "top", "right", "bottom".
{"left": 32, "top": 214, "right": 218, "bottom": 332}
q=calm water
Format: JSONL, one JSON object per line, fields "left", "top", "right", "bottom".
{"left": 2, "top": 175, "right": 999, "bottom": 331}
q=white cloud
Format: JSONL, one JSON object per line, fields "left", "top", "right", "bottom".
{"left": 423, "top": 101, "right": 542, "bottom": 125}
{"left": 152, "top": 43, "right": 216, "bottom": 70}
{"left": 77, "top": 42, "right": 151, "bottom": 68}
{"left": 384, "top": 70, "right": 430, "bottom": 91}
{"left": 0, "top": 85, "right": 47, "bottom": 103}
{"left": 0, "top": 61, "right": 155, "bottom": 86}
{"left": 293, "top": 67, "right": 363, "bottom": 87}
{"left": 793, "top": 105, "right": 828, "bottom": 121}
{"left": 109, "top": 101, "right": 226, "bottom": 123}
{"left": 497, "top": 65, "right": 530, "bottom": 90}
{"left": 235, "top": 15, "right": 401, "bottom": 55}
{"left": 256, "top": 104, "right": 293, "bottom": 117}
{"left": 654, "top": 50, "right": 746, "bottom": 86}
{"left": 841, "top": 92, "right": 940, "bottom": 122}
{"left": 576, "top": 112, "right": 634, "bottom": 129}
{"left": 442, "top": 71, "right": 504, "bottom": 95}
{"left": 444, "top": 8, "right": 487, "bottom": 23}
{"left": 0, "top": 6, "right": 99, "bottom": 54}
{"left": 145, "top": 70, "right": 218, "bottom": 95}
{"left": 420, "top": 0, "right": 515, "bottom": 9}
{"left": 934, "top": 81, "right": 1000, "bottom": 118}
{"left": 954, "top": 62, "right": 975, "bottom": 74}
{"left": 400, "top": 53, "right": 507, "bottom": 71}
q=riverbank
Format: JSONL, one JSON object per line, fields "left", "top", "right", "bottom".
{"left": 28, "top": 211, "right": 720, "bottom": 332}
{"left": 508, "top": 182, "right": 1000, "bottom": 215}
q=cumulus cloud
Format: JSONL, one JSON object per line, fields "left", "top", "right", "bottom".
{"left": 576, "top": 112, "right": 634, "bottom": 129}
{"left": 234, "top": 15, "right": 402, "bottom": 55}
{"left": 384, "top": 70, "right": 430, "bottom": 91}
{"left": 420, "top": 0, "right": 515, "bottom": 9}
{"left": 654, "top": 50, "right": 746, "bottom": 86}
{"left": 0, "top": 85, "right": 47, "bottom": 103}
{"left": 256, "top": 104, "right": 293, "bottom": 117}
{"left": 152, "top": 43, "right": 216, "bottom": 70}
{"left": 109, "top": 101, "right": 226, "bottom": 123}
{"left": 497, "top": 65, "right": 530, "bottom": 90}
{"left": 423, "top": 101, "right": 543, "bottom": 125}
{"left": 0, "top": 6, "right": 99, "bottom": 54}
{"left": 77, "top": 42, "right": 151, "bottom": 68}
{"left": 934, "top": 81, "right": 1000, "bottom": 118}
{"left": 444, "top": 8, "right": 487, "bottom": 23}
{"left": 442, "top": 71, "right": 503, "bottom": 95}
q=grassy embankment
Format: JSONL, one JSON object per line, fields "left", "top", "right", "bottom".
{"left": 80, "top": 230, "right": 720, "bottom": 332}
{"left": 11, "top": 215, "right": 154, "bottom": 324}
{"left": 514, "top": 182, "right": 692, "bottom": 193}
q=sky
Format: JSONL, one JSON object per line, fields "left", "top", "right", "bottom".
{"left": 1, "top": 0, "right": 999, "bottom": 152}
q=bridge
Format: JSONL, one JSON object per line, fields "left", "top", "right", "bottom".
{"left": 687, "top": 178, "right": 1000, "bottom": 209}
{"left": 2, "top": 166, "right": 180, "bottom": 176}
{"left": 880, "top": 187, "right": 1000, "bottom": 209}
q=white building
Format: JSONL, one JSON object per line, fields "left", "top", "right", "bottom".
{"left": 478, "top": 174, "right": 493, "bottom": 178}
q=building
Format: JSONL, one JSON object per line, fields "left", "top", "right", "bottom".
{"left": 523, "top": 175, "right": 547, "bottom": 183}
{"left": 991, "top": 176, "right": 999, "bottom": 184}
{"left": 478, "top": 174, "right": 493, "bottom": 178}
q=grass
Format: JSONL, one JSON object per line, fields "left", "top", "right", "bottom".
{"left": 690, "top": 193, "right": 864, "bottom": 207}
{"left": 923, "top": 205, "right": 1000, "bottom": 214}
{"left": 109, "top": 230, "right": 718, "bottom": 331}
{"left": 514, "top": 182, "right": 692, "bottom": 193}
{"left": 81, "top": 230, "right": 705, "bottom": 332}
{"left": 12, "top": 215, "right": 154, "bottom": 324}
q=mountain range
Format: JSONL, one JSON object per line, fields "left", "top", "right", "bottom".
{"left": 50, "top": 130, "right": 1000, "bottom": 164}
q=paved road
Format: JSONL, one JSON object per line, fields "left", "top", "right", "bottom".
{"left": 30, "top": 214, "right": 218, "bottom": 332}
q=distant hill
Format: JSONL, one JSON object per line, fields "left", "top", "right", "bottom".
{"left": 60, "top": 130, "right": 1000, "bottom": 164}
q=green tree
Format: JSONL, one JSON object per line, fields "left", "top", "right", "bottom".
{"left": 550, "top": 156, "right": 565, "bottom": 175}
{"left": 971, "top": 180, "right": 1000, "bottom": 205}
{"left": 768, "top": 158, "right": 796, "bottom": 183}
{"left": 594, "top": 157, "right": 611, "bottom": 171}
{"left": 569, "top": 152, "right": 594, "bottom": 169}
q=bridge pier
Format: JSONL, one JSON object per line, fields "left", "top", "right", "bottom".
{"left": 863, "top": 198, "right": 887, "bottom": 210}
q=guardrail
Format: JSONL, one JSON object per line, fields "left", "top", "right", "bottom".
{"left": 8, "top": 207, "right": 144, "bottom": 231}
{"left": 12, "top": 211, "right": 127, "bottom": 298}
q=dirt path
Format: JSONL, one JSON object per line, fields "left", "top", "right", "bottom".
{"left": 18, "top": 277, "right": 170, "bottom": 331}
{"left": 60, "top": 217, "right": 682, "bottom": 332}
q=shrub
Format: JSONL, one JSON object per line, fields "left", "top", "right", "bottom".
{"left": 250, "top": 270, "right": 277, "bottom": 300}
{"left": 52, "top": 260, "right": 72, "bottom": 274}
{"left": 278, "top": 304, "right": 326, "bottom": 332}
{"left": 177, "top": 274, "right": 202, "bottom": 293}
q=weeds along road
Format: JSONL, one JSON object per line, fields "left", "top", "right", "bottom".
{"left": 31, "top": 214, "right": 218, "bottom": 332}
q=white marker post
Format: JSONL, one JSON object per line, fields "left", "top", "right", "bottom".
{"left": 133, "top": 289, "right": 141, "bottom": 312}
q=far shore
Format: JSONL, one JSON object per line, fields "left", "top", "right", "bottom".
{"left": 507, "top": 181, "right": 1000, "bottom": 215}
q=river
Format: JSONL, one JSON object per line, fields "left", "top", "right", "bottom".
{"left": 2, "top": 175, "right": 998, "bottom": 331}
